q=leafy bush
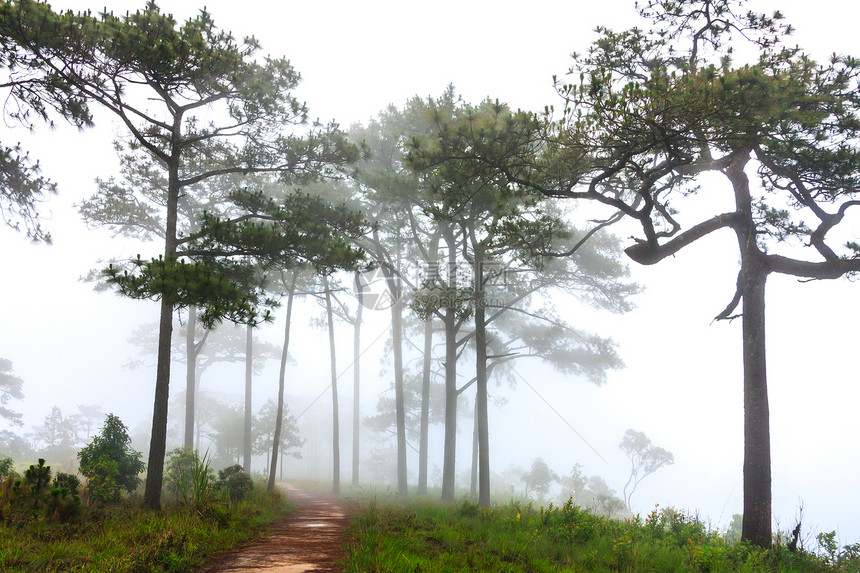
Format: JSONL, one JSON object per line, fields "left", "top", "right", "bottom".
{"left": 216, "top": 464, "right": 253, "bottom": 502}
{"left": 85, "top": 456, "right": 122, "bottom": 504}
{"left": 52, "top": 471, "right": 81, "bottom": 495}
{"left": 78, "top": 414, "right": 144, "bottom": 503}
{"left": 0, "top": 456, "right": 13, "bottom": 477}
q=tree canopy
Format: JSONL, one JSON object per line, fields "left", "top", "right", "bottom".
{"left": 0, "top": 0, "right": 366, "bottom": 508}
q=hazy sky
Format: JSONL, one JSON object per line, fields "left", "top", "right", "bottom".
{"left": 1, "top": 0, "right": 858, "bottom": 545}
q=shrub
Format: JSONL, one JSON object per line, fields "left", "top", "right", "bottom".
{"left": 216, "top": 464, "right": 253, "bottom": 502}
{"left": 165, "top": 447, "right": 215, "bottom": 507}
{"left": 52, "top": 472, "right": 81, "bottom": 495}
{"left": 78, "top": 414, "right": 145, "bottom": 502}
{"left": 23, "top": 458, "right": 51, "bottom": 508}
{"left": 43, "top": 485, "right": 81, "bottom": 522}
{"left": 85, "top": 456, "right": 122, "bottom": 504}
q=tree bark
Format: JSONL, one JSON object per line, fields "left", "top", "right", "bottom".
{"left": 323, "top": 275, "right": 341, "bottom": 495}
{"left": 473, "top": 247, "right": 491, "bottom": 508}
{"left": 739, "top": 260, "right": 771, "bottom": 547}
{"left": 352, "top": 271, "right": 362, "bottom": 487}
{"left": 243, "top": 323, "right": 253, "bottom": 473}
{"left": 728, "top": 158, "right": 772, "bottom": 547}
{"left": 145, "top": 297, "right": 174, "bottom": 509}
{"left": 418, "top": 314, "right": 432, "bottom": 495}
{"left": 143, "top": 148, "right": 181, "bottom": 510}
{"left": 269, "top": 272, "right": 297, "bottom": 492}
{"left": 184, "top": 305, "right": 197, "bottom": 449}
{"left": 470, "top": 401, "right": 478, "bottom": 497}
{"left": 441, "top": 228, "right": 459, "bottom": 502}
{"left": 391, "top": 295, "right": 408, "bottom": 497}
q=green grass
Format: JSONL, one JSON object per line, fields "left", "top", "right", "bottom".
{"left": 342, "top": 497, "right": 860, "bottom": 573}
{"left": 0, "top": 481, "right": 291, "bottom": 572}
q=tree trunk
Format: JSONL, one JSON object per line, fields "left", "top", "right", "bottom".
{"left": 473, "top": 248, "right": 491, "bottom": 508}
{"left": 740, "top": 252, "right": 771, "bottom": 546}
{"left": 184, "top": 305, "right": 197, "bottom": 450}
{"left": 243, "top": 324, "right": 253, "bottom": 473}
{"left": 352, "top": 271, "right": 362, "bottom": 487}
{"left": 143, "top": 151, "right": 181, "bottom": 510}
{"left": 470, "top": 401, "right": 478, "bottom": 497}
{"left": 323, "top": 275, "right": 341, "bottom": 495}
{"left": 144, "top": 297, "right": 174, "bottom": 509}
{"left": 729, "top": 158, "right": 772, "bottom": 547}
{"left": 440, "top": 229, "right": 459, "bottom": 502}
{"left": 418, "top": 314, "right": 432, "bottom": 495}
{"left": 269, "top": 272, "right": 297, "bottom": 492}
{"left": 391, "top": 295, "right": 408, "bottom": 497}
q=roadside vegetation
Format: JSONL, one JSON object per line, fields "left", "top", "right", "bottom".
{"left": 0, "top": 415, "right": 290, "bottom": 572}
{"left": 342, "top": 497, "right": 860, "bottom": 573}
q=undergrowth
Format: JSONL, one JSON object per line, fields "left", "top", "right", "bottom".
{"left": 342, "top": 497, "right": 860, "bottom": 572}
{"left": 0, "top": 480, "right": 289, "bottom": 572}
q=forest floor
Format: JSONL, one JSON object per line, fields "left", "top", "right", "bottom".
{"left": 199, "top": 484, "right": 349, "bottom": 573}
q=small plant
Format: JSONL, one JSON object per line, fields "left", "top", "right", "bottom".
{"left": 43, "top": 485, "right": 81, "bottom": 523}
{"left": 23, "top": 458, "right": 51, "bottom": 509}
{"left": 216, "top": 464, "right": 253, "bottom": 502}
{"left": 817, "top": 530, "right": 838, "bottom": 564}
{"left": 166, "top": 448, "right": 215, "bottom": 507}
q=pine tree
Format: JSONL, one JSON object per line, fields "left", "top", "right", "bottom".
{"left": 0, "top": 1, "right": 361, "bottom": 508}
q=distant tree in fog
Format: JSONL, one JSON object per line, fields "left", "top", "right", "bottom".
{"left": 409, "top": 95, "right": 638, "bottom": 508}
{"left": 254, "top": 398, "right": 303, "bottom": 465}
{"left": 619, "top": 429, "right": 674, "bottom": 512}
{"left": 0, "top": 358, "right": 24, "bottom": 426}
{"left": 522, "top": 457, "right": 559, "bottom": 501}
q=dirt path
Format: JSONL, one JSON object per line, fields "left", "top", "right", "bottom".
{"left": 199, "top": 484, "right": 349, "bottom": 573}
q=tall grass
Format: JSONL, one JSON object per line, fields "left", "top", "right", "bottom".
{"left": 0, "top": 480, "right": 289, "bottom": 572}
{"left": 342, "top": 497, "right": 860, "bottom": 573}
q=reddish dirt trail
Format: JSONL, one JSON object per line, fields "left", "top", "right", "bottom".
{"left": 199, "top": 484, "right": 349, "bottom": 573}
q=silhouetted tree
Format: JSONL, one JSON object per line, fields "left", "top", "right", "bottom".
{"left": 619, "top": 429, "right": 674, "bottom": 512}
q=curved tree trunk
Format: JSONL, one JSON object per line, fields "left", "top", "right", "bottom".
{"left": 269, "top": 272, "right": 297, "bottom": 492}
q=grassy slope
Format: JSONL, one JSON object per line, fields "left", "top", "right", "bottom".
{"left": 342, "top": 497, "right": 859, "bottom": 573}
{"left": 0, "top": 485, "right": 290, "bottom": 572}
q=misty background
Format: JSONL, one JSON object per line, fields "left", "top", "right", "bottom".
{"left": 0, "top": 0, "right": 858, "bottom": 545}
